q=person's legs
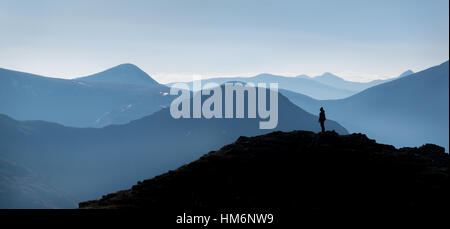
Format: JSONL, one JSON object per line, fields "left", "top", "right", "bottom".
{"left": 320, "top": 121, "right": 325, "bottom": 133}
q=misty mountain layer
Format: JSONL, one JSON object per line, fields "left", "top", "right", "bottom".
{"left": 0, "top": 64, "right": 174, "bottom": 127}
{"left": 0, "top": 87, "right": 346, "bottom": 208}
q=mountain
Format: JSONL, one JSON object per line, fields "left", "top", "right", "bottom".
{"left": 167, "top": 70, "right": 412, "bottom": 100}
{"left": 311, "top": 72, "right": 388, "bottom": 92}
{"left": 0, "top": 87, "right": 347, "bottom": 208}
{"left": 280, "top": 61, "right": 449, "bottom": 150}
{"left": 167, "top": 73, "right": 355, "bottom": 99}
{"left": 0, "top": 65, "right": 174, "bottom": 127}
{"left": 79, "top": 130, "right": 448, "bottom": 215}
{"left": 75, "top": 63, "right": 159, "bottom": 86}
{"left": 0, "top": 157, "right": 75, "bottom": 208}
{"left": 398, "top": 69, "right": 414, "bottom": 77}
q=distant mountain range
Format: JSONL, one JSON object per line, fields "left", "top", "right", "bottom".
{"left": 280, "top": 61, "right": 449, "bottom": 150}
{"left": 167, "top": 70, "right": 412, "bottom": 100}
{"left": 0, "top": 86, "right": 347, "bottom": 208}
{"left": 0, "top": 63, "right": 415, "bottom": 129}
{"left": 0, "top": 59, "right": 446, "bottom": 209}
{"left": 0, "top": 64, "right": 174, "bottom": 127}
{"left": 298, "top": 70, "right": 413, "bottom": 92}
{"left": 167, "top": 73, "right": 355, "bottom": 99}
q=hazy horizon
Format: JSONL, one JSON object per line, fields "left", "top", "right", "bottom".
{"left": 0, "top": 61, "right": 445, "bottom": 84}
{"left": 1, "top": 0, "right": 448, "bottom": 83}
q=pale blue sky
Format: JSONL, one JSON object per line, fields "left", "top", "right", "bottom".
{"left": 0, "top": 0, "right": 448, "bottom": 83}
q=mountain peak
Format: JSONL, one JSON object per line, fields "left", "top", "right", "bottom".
{"left": 314, "top": 72, "right": 344, "bottom": 82}
{"left": 75, "top": 63, "right": 159, "bottom": 86}
{"left": 398, "top": 69, "right": 414, "bottom": 78}
{"left": 112, "top": 63, "right": 141, "bottom": 70}
{"left": 253, "top": 73, "right": 281, "bottom": 78}
{"left": 321, "top": 72, "right": 337, "bottom": 76}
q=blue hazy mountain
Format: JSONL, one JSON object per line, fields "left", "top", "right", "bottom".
{"left": 0, "top": 86, "right": 347, "bottom": 208}
{"left": 0, "top": 157, "right": 76, "bottom": 208}
{"left": 75, "top": 63, "right": 159, "bottom": 86}
{"left": 280, "top": 61, "right": 449, "bottom": 150}
{"left": 309, "top": 72, "right": 388, "bottom": 92}
{"left": 0, "top": 64, "right": 174, "bottom": 127}
{"left": 297, "top": 71, "right": 416, "bottom": 92}
{"left": 167, "top": 70, "right": 413, "bottom": 100}
{"left": 167, "top": 73, "right": 356, "bottom": 99}
{"left": 398, "top": 69, "right": 414, "bottom": 78}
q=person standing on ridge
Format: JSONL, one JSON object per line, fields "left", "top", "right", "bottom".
{"left": 319, "top": 107, "right": 326, "bottom": 133}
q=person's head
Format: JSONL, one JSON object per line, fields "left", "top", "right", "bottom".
{"left": 320, "top": 107, "right": 324, "bottom": 111}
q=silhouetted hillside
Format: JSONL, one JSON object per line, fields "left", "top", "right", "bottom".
{"left": 79, "top": 130, "right": 448, "bottom": 212}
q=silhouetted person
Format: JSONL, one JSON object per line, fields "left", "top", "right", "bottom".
{"left": 319, "top": 107, "right": 326, "bottom": 133}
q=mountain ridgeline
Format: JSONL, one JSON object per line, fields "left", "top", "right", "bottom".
{"left": 79, "top": 130, "right": 449, "bottom": 213}
{"left": 0, "top": 64, "right": 174, "bottom": 127}
{"left": 167, "top": 70, "right": 409, "bottom": 100}
{"left": 75, "top": 63, "right": 160, "bottom": 86}
{"left": 167, "top": 73, "right": 356, "bottom": 100}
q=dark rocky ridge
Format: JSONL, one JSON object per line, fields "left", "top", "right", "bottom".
{"left": 79, "top": 131, "right": 448, "bottom": 212}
